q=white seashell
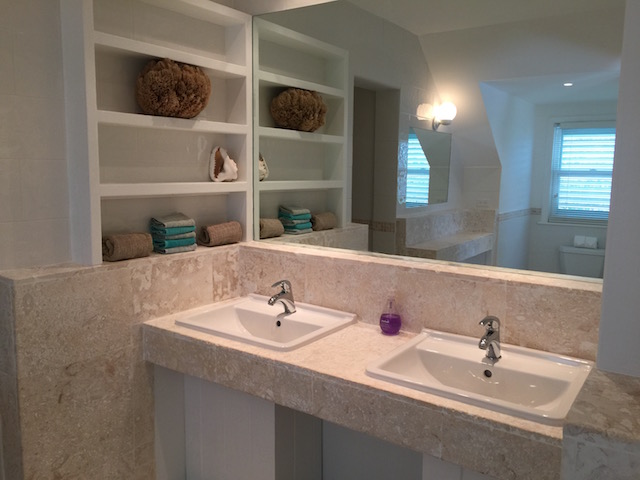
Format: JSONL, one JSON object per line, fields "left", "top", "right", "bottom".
{"left": 209, "top": 146, "right": 238, "bottom": 182}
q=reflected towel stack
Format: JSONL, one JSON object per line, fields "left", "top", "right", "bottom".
{"left": 150, "top": 212, "right": 197, "bottom": 254}
{"left": 279, "top": 205, "right": 312, "bottom": 235}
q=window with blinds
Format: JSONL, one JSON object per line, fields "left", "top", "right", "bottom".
{"left": 406, "top": 131, "right": 430, "bottom": 206}
{"left": 549, "top": 121, "right": 616, "bottom": 224}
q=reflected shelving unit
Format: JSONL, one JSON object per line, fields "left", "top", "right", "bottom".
{"left": 61, "top": 0, "right": 252, "bottom": 264}
{"left": 252, "top": 18, "right": 349, "bottom": 237}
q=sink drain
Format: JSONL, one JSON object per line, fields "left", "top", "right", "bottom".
{"left": 483, "top": 369, "right": 492, "bottom": 378}
{"left": 276, "top": 320, "right": 282, "bottom": 327}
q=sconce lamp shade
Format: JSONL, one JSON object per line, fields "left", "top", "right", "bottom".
{"left": 433, "top": 102, "right": 457, "bottom": 130}
{"left": 416, "top": 103, "right": 433, "bottom": 120}
{"left": 436, "top": 102, "right": 457, "bottom": 123}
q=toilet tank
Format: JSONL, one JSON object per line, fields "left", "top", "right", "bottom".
{"left": 559, "top": 246, "right": 605, "bottom": 278}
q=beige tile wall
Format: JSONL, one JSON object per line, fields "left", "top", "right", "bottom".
{"left": 240, "top": 242, "right": 602, "bottom": 360}
{"left": 0, "top": 241, "right": 602, "bottom": 478}
{"left": 1, "top": 246, "right": 239, "bottom": 479}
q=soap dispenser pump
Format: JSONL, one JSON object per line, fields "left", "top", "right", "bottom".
{"left": 379, "top": 297, "right": 401, "bottom": 335}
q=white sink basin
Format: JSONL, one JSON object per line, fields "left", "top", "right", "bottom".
{"left": 366, "top": 329, "right": 592, "bottom": 424}
{"left": 175, "top": 294, "right": 356, "bottom": 351}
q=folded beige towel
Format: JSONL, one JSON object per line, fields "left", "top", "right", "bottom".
{"left": 102, "top": 233, "right": 152, "bottom": 262}
{"left": 259, "top": 218, "right": 284, "bottom": 239}
{"left": 197, "top": 221, "right": 243, "bottom": 247}
{"left": 311, "top": 212, "right": 337, "bottom": 231}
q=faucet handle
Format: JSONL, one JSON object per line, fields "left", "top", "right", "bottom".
{"left": 479, "top": 315, "right": 500, "bottom": 332}
{"left": 271, "top": 279, "right": 292, "bottom": 293}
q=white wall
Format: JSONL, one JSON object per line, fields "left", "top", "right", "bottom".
{"left": 481, "top": 85, "right": 535, "bottom": 214}
{"left": 0, "top": 0, "right": 71, "bottom": 269}
{"left": 480, "top": 84, "right": 535, "bottom": 268}
{"left": 418, "top": 6, "right": 624, "bottom": 211}
{"left": 598, "top": 0, "right": 640, "bottom": 377}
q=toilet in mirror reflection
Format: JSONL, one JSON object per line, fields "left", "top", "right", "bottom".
{"left": 559, "top": 246, "right": 605, "bottom": 278}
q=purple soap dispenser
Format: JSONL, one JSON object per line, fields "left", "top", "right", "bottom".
{"left": 379, "top": 297, "right": 402, "bottom": 335}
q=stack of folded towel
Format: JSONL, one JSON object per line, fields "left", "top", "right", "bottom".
{"left": 150, "top": 212, "right": 197, "bottom": 254}
{"left": 279, "top": 205, "right": 312, "bottom": 235}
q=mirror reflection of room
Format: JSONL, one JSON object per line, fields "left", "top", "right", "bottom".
{"left": 259, "top": 0, "right": 623, "bottom": 279}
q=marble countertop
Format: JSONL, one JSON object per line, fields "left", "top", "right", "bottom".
{"left": 143, "top": 305, "right": 567, "bottom": 480}
{"left": 565, "top": 367, "right": 640, "bottom": 445}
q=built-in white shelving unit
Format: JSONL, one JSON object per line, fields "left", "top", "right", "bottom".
{"left": 253, "top": 18, "right": 349, "bottom": 237}
{"left": 61, "top": 0, "right": 252, "bottom": 264}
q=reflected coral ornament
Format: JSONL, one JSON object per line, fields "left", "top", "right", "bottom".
{"left": 270, "top": 88, "right": 327, "bottom": 132}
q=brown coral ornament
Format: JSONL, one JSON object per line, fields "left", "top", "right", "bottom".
{"left": 136, "top": 58, "right": 211, "bottom": 119}
{"left": 270, "top": 88, "right": 327, "bottom": 132}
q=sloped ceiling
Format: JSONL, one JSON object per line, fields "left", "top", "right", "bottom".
{"left": 347, "top": 0, "right": 623, "bottom": 104}
{"left": 346, "top": 0, "right": 625, "bottom": 36}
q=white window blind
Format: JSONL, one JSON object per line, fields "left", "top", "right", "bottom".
{"left": 549, "top": 121, "right": 615, "bottom": 224}
{"left": 406, "top": 131, "right": 430, "bottom": 206}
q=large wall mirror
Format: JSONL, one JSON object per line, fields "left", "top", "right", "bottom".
{"left": 257, "top": 0, "right": 624, "bottom": 281}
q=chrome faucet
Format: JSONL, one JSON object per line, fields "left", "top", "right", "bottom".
{"left": 478, "top": 315, "right": 501, "bottom": 361}
{"left": 268, "top": 280, "right": 296, "bottom": 315}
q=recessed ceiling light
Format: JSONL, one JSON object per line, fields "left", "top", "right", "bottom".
{"left": 563, "top": 82, "right": 574, "bottom": 87}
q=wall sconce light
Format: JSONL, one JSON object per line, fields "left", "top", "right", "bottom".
{"left": 416, "top": 103, "right": 433, "bottom": 120}
{"left": 432, "top": 102, "right": 457, "bottom": 130}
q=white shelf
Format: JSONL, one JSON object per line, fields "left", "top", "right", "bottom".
{"left": 100, "top": 182, "right": 248, "bottom": 199}
{"left": 256, "top": 18, "right": 346, "bottom": 63}
{"left": 257, "top": 126, "right": 344, "bottom": 145}
{"left": 62, "top": 0, "right": 252, "bottom": 264}
{"left": 258, "top": 180, "right": 343, "bottom": 192}
{"left": 98, "top": 110, "right": 248, "bottom": 134}
{"left": 258, "top": 71, "right": 344, "bottom": 99}
{"left": 253, "top": 19, "right": 349, "bottom": 236}
{"left": 138, "top": 0, "right": 248, "bottom": 27}
{"left": 94, "top": 31, "right": 247, "bottom": 78}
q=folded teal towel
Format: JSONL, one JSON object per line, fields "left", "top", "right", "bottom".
{"left": 153, "top": 237, "right": 196, "bottom": 249}
{"left": 279, "top": 216, "right": 312, "bottom": 226}
{"left": 153, "top": 243, "right": 197, "bottom": 255}
{"left": 279, "top": 205, "right": 310, "bottom": 216}
{"left": 284, "top": 222, "right": 312, "bottom": 230}
{"left": 151, "top": 225, "right": 196, "bottom": 236}
{"left": 151, "top": 231, "right": 196, "bottom": 242}
{"left": 150, "top": 212, "right": 195, "bottom": 229}
{"left": 283, "top": 228, "right": 313, "bottom": 235}
{"left": 279, "top": 211, "right": 312, "bottom": 221}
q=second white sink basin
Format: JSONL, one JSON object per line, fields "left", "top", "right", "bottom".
{"left": 175, "top": 294, "right": 356, "bottom": 351}
{"left": 366, "top": 329, "right": 592, "bottom": 424}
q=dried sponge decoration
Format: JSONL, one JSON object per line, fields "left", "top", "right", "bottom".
{"left": 270, "top": 88, "right": 327, "bottom": 132}
{"left": 136, "top": 58, "right": 211, "bottom": 119}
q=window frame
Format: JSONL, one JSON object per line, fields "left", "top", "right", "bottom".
{"left": 405, "top": 130, "right": 430, "bottom": 207}
{"left": 548, "top": 120, "right": 616, "bottom": 226}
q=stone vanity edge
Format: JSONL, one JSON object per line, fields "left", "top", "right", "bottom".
{"left": 564, "top": 367, "right": 640, "bottom": 448}
{"left": 143, "top": 312, "right": 562, "bottom": 480}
